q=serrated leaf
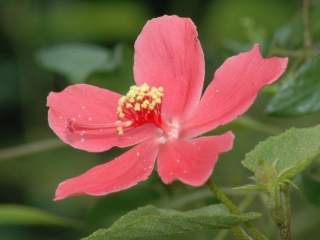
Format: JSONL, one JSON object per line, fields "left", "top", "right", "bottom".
{"left": 267, "top": 56, "right": 320, "bottom": 116}
{"left": 0, "top": 204, "right": 81, "bottom": 227}
{"left": 36, "top": 44, "right": 121, "bottom": 83}
{"left": 83, "top": 204, "right": 260, "bottom": 240}
{"left": 242, "top": 125, "right": 320, "bottom": 188}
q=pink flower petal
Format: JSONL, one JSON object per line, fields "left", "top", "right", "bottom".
{"left": 47, "top": 84, "right": 158, "bottom": 152}
{"left": 54, "top": 140, "right": 159, "bottom": 200}
{"left": 182, "top": 44, "right": 288, "bottom": 138}
{"left": 134, "top": 15, "right": 205, "bottom": 121}
{"left": 157, "top": 132, "right": 234, "bottom": 186}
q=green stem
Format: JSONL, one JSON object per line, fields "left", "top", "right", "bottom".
{"left": 0, "top": 139, "right": 63, "bottom": 161}
{"left": 215, "top": 194, "right": 257, "bottom": 240}
{"left": 302, "top": 0, "right": 312, "bottom": 51}
{"left": 280, "top": 185, "right": 292, "bottom": 240}
{"left": 207, "top": 179, "right": 268, "bottom": 240}
{"left": 235, "top": 116, "right": 282, "bottom": 135}
{"left": 270, "top": 185, "right": 291, "bottom": 240}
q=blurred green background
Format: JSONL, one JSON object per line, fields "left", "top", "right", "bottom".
{"left": 0, "top": 0, "right": 320, "bottom": 239}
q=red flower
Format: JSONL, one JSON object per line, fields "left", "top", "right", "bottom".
{"left": 47, "top": 15, "right": 288, "bottom": 200}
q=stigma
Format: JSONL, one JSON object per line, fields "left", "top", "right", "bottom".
{"left": 116, "top": 83, "right": 164, "bottom": 135}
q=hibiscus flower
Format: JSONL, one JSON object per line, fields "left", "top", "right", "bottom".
{"left": 47, "top": 15, "right": 288, "bottom": 200}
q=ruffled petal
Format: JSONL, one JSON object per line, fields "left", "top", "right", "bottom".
{"left": 47, "top": 84, "right": 158, "bottom": 152}
{"left": 157, "top": 132, "right": 234, "bottom": 186}
{"left": 182, "top": 44, "right": 288, "bottom": 138}
{"left": 134, "top": 15, "right": 205, "bottom": 121}
{"left": 54, "top": 140, "right": 159, "bottom": 200}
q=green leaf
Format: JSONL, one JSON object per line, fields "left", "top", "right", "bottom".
{"left": 273, "top": 17, "right": 303, "bottom": 49}
{"left": 88, "top": 45, "right": 133, "bottom": 94}
{"left": 267, "top": 56, "right": 320, "bottom": 116}
{"left": 0, "top": 204, "right": 81, "bottom": 227}
{"left": 87, "top": 178, "right": 163, "bottom": 228}
{"left": 242, "top": 125, "right": 320, "bottom": 188}
{"left": 36, "top": 43, "right": 121, "bottom": 83}
{"left": 83, "top": 205, "right": 260, "bottom": 240}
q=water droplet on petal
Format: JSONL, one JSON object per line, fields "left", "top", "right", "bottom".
{"left": 136, "top": 152, "right": 140, "bottom": 157}
{"left": 88, "top": 117, "right": 92, "bottom": 121}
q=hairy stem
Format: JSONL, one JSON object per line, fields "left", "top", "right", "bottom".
{"left": 271, "top": 185, "right": 291, "bottom": 240}
{"left": 215, "top": 194, "right": 257, "bottom": 240}
{"left": 280, "top": 185, "right": 292, "bottom": 240}
{"left": 207, "top": 179, "right": 268, "bottom": 240}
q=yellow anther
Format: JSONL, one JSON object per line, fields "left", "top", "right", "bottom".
{"left": 134, "top": 103, "right": 141, "bottom": 111}
{"left": 126, "top": 103, "right": 133, "bottom": 108}
{"left": 119, "top": 96, "right": 127, "bottom": 104}
{"left": 141, "top": 100, "right": 150, "bottom": 108}
{"left": 130, "top": 85, "right": 137, "bottom": 91}
{"left": 136, "top": 95, "right": 144, "bottom": 101}
{"left": 117, "top": 126, "right": 124, "bottom": 135}
{"left": 149, "top": 102, "right": 156, "bottom": 110}
{"left": 125, "top": 121, "right": 132, "bottom": 127}
{"left": 141, "top": 83, "right": 150, "bottom": 92}
{"left": 116, "top": 84, "right": 164, "bottom": 134}
{"left": 155, "top": 97, "right": 161, "bottom": 104}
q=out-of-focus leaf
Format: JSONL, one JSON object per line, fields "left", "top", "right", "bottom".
{"left": 242, "top": 125, "right": 320, "bottom": 189}
{"left": 267, "top": 56, "right": 320, "bottom": 116}
{"left": 0, "top": 204, "right": 81, "bottom": 227}
{"left": 302, "top": 165, "right": 320, "bottom": 207}
{"left": 36, "top": 44, "right": 121, "bottom": 83}
{"left": 83, "top": 204, "right": 260, "bottom": 240}
{"left": 88, "top": 45, "right": 133, "bottom": 94}
{"left": 202, "top": 0, "right": 296, "bottom": 45}
{"left": 273, "top": 17, "right": 303, "bottom": 48}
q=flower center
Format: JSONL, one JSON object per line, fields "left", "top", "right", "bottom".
{"left": 116, "top": 83, "right": 163, "bottom": 135}
{"left": 67, "top": 83, "right": 164, "bottom": 137}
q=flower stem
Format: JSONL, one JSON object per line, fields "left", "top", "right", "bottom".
{"left": 207, "top": 178, "right": 268, "bottom": 240}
